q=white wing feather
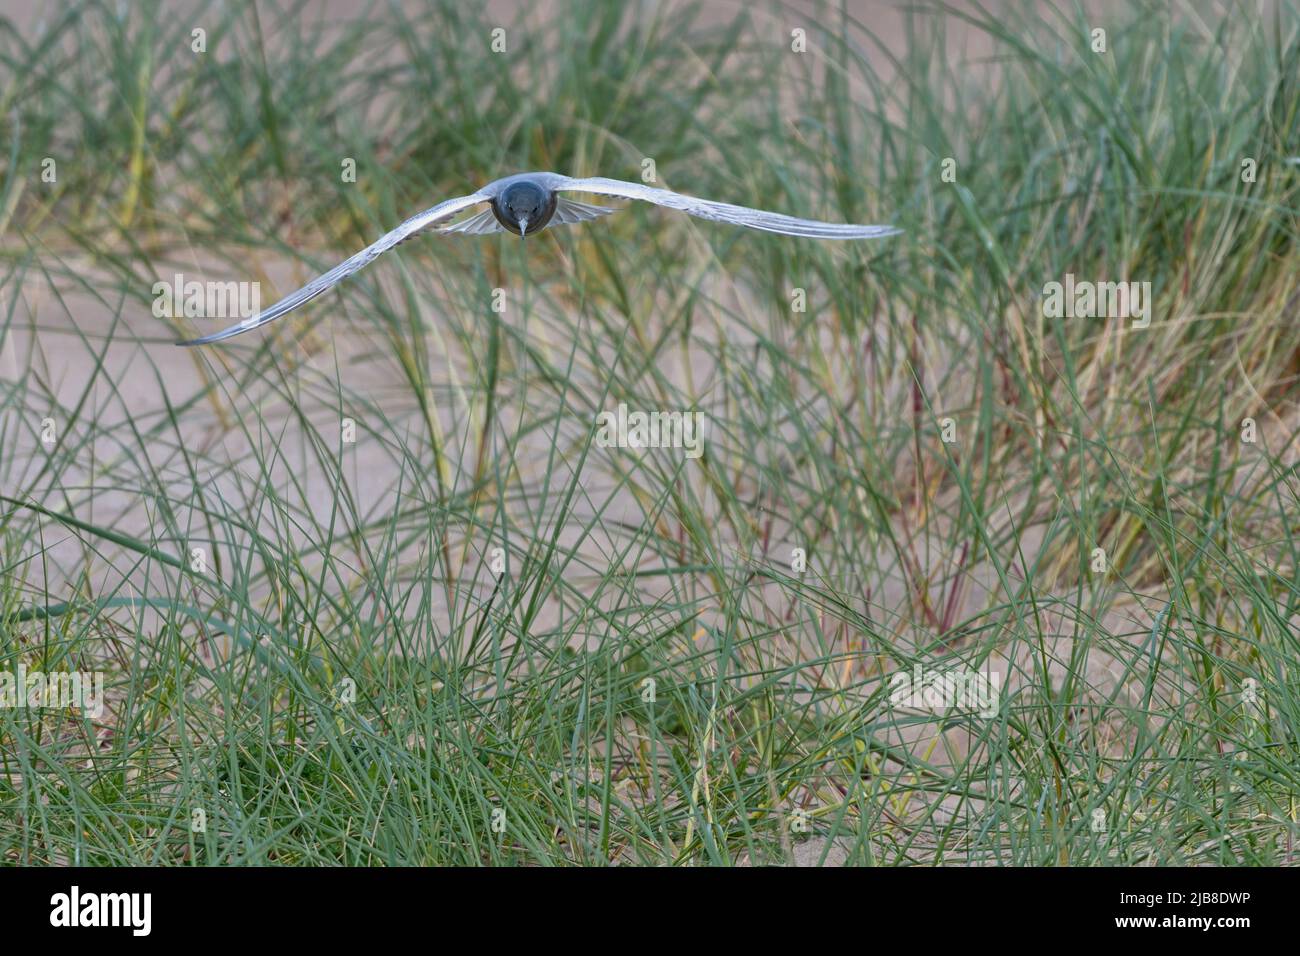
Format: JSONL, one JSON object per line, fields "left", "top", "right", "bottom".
{"left": 554, "top": 176, "right": 899, "bottom": 240}
{"left": 176, "top": 192, "right": 489, "bottom": 345}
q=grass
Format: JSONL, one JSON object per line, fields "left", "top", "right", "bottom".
{"left": 0, "top": 0, "right": 1298, "bottom": 865}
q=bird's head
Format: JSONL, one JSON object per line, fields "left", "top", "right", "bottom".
{"left": 492, "top": 180, "right": 556, "bottom": 238}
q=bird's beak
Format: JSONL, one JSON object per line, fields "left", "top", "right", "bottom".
{"left": 518, "top": 218, "right": 528, "bottom": 238}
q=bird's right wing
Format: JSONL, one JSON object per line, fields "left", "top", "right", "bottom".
{"left": 554, "top": 176, "right": 899, "bottom": 240}
{"left": 176, "top": 192, "right": 490, "bottom": 346}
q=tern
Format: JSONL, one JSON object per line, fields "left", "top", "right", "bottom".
{"left": 176, "top": 172, "right": 900, "bottom": 346}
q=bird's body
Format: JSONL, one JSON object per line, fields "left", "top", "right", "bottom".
{"left": 490, "top": 175, "right": 558, "bottom": 236}
{"left": 176, "top": 172, "right": 899, "bottom": 345}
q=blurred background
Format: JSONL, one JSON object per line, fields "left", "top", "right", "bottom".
{"left": 1, "top": 0, "right": 1298, "bottom": 865}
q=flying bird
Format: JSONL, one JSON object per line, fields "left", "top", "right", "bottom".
{"left": 175, "top": 172, "right": 900, "bottom": 346}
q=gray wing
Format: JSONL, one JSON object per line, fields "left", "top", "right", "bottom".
{"left": 549, "top": 196, "right": 617, "bottom": 229}
{"left": 554, "top": 176, "right": 900, "bottom": 240}
{"left": 175, "top": 192, "right": 490, "bottom": 346}
{"left": 439, "top": 207, "right": 506, "bottom": 236}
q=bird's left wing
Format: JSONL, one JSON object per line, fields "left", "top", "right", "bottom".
{"left": 553, "top": 176, "right": 900, "bottom": 240}
{"left": 175, "top": 192, "right": 490, "bottom": 346}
